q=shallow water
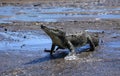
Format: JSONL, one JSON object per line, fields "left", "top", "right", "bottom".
{"left": 105, "top": 41, "right": 120, "bottom": 48}
{"left": 0, "top": 6, "right": 120, "bottom": 23}
{"left": 0, "top": 31, "right": 52, "bottom": 51}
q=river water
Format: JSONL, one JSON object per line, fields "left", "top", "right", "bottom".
{"left": 0, "top": 6, "right": 120, "bottom": 23}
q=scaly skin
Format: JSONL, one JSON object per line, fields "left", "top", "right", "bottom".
{"left": 41, "top": 25, "right": 99, "bottom": 59}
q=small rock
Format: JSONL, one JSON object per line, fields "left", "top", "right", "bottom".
{"left": 21, "top": 44, "right": 25, "bottom": 48}
{"left": 23, "top": 36, "right": 27, "bottom": 38}
{"left": 4, "top": 28, "right": 7, "bottom": 32}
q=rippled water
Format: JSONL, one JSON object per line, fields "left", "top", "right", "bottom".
{"left": 0, "top": 6, "right": 120, "bottom": 23}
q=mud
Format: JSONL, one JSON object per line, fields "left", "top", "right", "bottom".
{"left": 0, "top": 0, "right": 120, "bottom": 76}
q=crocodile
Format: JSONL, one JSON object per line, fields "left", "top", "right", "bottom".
{"left": 41, "top": 25, "right": 99, "bottom": 60}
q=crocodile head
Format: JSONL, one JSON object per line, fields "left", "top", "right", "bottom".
{"left": 41, "top": 25, "right": 66, "bottom": 45}
{"left": 41, "top": 25, "right": 65, "bottom": 36}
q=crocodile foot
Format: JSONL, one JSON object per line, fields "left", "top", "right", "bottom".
{"left": 44, "top": 49, "right": 55, "bottom": 53}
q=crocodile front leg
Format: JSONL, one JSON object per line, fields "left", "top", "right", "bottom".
{"left": 50, "top": 43, "right": 56, "bottom": 55}
{"left": 44, "top": 43, "right": 56, "bottom": 55}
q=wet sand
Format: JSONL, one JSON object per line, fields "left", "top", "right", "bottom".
{"left": 0, "top": 0, "right": 120, "bottom": 76}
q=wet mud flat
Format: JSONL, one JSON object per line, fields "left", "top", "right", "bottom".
{"left": 0, "top": 20, "right": 120, "bottom": 76}
{"left": 0, "top": 0, "right": 120, "bottom": 76}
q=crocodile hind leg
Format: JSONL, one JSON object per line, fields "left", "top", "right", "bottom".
{"left": 67, "top": 41, "right": 76, "bottom": 55}
{"left": 87, "top": 36, "right": 95, "bottom": 51}
{"left": 64, "top": 40, "right": 78, "bottom": 60}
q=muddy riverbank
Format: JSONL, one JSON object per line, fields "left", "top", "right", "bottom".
{"left": 0, "top": 20, "right": 120, "bottom": 76}
{"left": 0, "top": 0, "right": 120, "bottom": 76}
